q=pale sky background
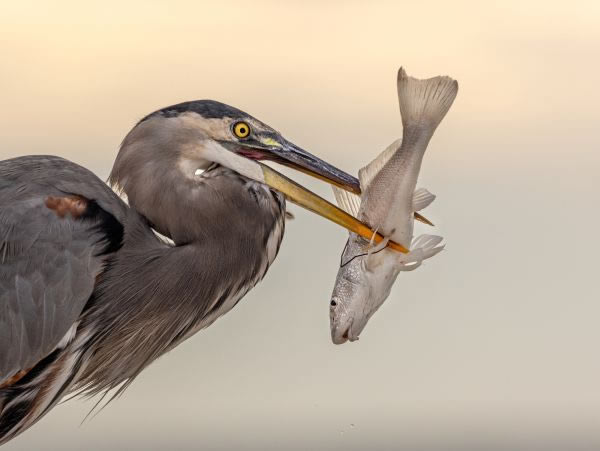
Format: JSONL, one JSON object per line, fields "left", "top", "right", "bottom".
{"left": 1, "top": 1, "right": 599, "bottom": 450}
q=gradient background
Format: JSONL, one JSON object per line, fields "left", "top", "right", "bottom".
{"left": 1, "top": 1, "right": 599, "bottom": 450}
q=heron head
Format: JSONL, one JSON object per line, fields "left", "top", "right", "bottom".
{"left": 129, "top": 100, "right": 358, "bottom": 189}
{"left": 110, "top": 100, "right": 386, "bottom": 242}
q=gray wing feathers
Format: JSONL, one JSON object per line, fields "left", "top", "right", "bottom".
{"left": 0, "top": 155, "right": 128, "bottom": 223}
{"left": 0, "top": 156, "right": 125, "bottom": 382}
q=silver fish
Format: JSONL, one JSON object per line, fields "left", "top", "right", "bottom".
{"left": 329, "top": 67, "right": 458, "bottom": 344}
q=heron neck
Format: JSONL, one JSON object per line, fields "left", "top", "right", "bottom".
{"left": 77, "top": 205, "right": 284, "bottom": 393}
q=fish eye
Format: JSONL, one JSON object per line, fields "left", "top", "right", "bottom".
{"left": 330, "top": 300, "right": 337, "bottom": 307}
{"left": 233, "top": 121, "right": 251, "bottom": 139}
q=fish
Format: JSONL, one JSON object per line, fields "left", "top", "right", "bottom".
{"left": 329, "top": 67, "right": 458, "bottom": 344}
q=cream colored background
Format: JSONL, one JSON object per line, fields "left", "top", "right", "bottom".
{"left": 1, "top": 1, "right": 599, "bottom": 449}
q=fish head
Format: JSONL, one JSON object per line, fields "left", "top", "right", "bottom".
{"left": 330, "top": 234, "right": 400, "bottom": 344}
{"left": 330, "top": 268, "right": 367, "bottom": 344}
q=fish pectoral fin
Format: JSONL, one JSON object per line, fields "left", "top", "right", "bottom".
{"left": 397, "top": 258, "right": 423, "bottom": 272}
{"left": 413, "top": 188, "right": 436, "bottom": 211}
{"left": 396, "top": 234, "right": 445, "bottom": 269}
{"left": 411, "top": 234, "right": 444, "bottom": 252}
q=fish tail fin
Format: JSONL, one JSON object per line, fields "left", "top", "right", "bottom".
{"left": 397, "top": 67, "right": 458, "bottom": 140}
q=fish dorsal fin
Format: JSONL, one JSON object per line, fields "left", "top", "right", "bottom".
{"left": 332, "top": 137, "right": 400, "bottom": 217}
{"left": 412, "top": 188, "right": 436, "bottom": 211}
{"left": 358, "top": 138, "right": 402, "bottom": 190}
{"left": 332, "top": 186, "right": 361, "bottom": 217}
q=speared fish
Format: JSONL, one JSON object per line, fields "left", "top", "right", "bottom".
{"left": 329, "top": 67, "right": 458, "bottom": 344}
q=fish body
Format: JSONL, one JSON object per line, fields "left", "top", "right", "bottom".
{"left": 330, "top": 68, "right": 458, "bottom": 344}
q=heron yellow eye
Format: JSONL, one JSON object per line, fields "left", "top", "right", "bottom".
{"left": 233, "top": 121, "right": 251, "bottom": 139}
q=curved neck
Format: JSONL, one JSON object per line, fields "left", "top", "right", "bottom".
{"left": 78, "top": 200, "right": 285, "bottom": 393}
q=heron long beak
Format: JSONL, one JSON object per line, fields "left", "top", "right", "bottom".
{"left": 254, "top": 139, "right": 434, "bottom": 227}
{"left": 227, "top": 136, "right": 432, "bottom": 231}
{"left": 258, "top": 163, "right": 409, "bottom": 253}
{"left": 266, "top": 139, "right": 361, "bottom": 194}
{"left": 229, "top": 136, "right": 361, "bottom": 194}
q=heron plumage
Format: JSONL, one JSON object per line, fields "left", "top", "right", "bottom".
{"left": 0, "top": 157, "right": 286, "bottom": 443}
{"left": 0, "top": 99, "right": 361, "bottom": 444}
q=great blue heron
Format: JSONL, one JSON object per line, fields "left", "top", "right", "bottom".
{"left": 0, "top": 99, "right": 411, "bottom": 444}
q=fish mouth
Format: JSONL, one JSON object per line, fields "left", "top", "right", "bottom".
{"left": 346, "top": 327, "right": 360, "bottom": 342}
{"left": 332, "top": 320, "right": 359, "bottom": 345}
{"left": 332, "top": 329, "right": 349, "bottom": 345}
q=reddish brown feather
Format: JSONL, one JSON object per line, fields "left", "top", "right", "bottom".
{"left": 45, "top": 195, "right": 88, "bottom": 218}
{"left": 0, "top": 370, "right": 29, "bottom": 389}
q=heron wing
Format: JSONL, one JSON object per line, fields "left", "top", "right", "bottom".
{"left": 0, "top": 156, "right": 127, "bottom": 383}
